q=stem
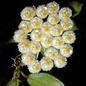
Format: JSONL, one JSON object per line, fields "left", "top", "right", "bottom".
{"left": 20, "top": 71, "right": 27, "bottom": 78}
{"left": 11, "top": 54, "right": 22, "bottom": 84}
{"left": 41, "top": 47, "right": 45, "bottom": 56}
{"left": 16, "top": 67, "right": 21, "bottom": 86}
{"left": 36, "top": 53, "right": 39, "bottom": 59}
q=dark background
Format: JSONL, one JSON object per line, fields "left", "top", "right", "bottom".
{"left": 0, "top": 0, "right": 86, "bottom": 86}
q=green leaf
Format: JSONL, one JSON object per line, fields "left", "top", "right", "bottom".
{"left": 69, "top": 1, "right": 84, "bottom": 17}
{"left": 7, "top": 38, "right": 15, "bottom": 43}
{"left": 6, "top": 79, "right": 19, "bottom": 86}
{"left": 27, "top": 73, "right": 65, "bottom": 86}
{"left": 71, "top": 21, "right": 78, "bottom": 31}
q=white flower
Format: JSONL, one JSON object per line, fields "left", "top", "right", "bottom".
{"left": 20, "top": 6, "right": 35, "bottom": 20}
{"left": 47, "top": 13, "right": 60, "bottom": 25}
{"left": 47, "top": 1, "right": 60, "bottom": 14}
{"left": 40, "top": 57, "right": 53, "bottom": 71}
{"left": 60, "top": 44, "right": 73, "bottom": 57}
{"left": 18, "top": 21, "right": 32, "bottom": 33}
{"left": 36, "top": 5, "right": 48, "bottom": 19}
{"left": 44, "top": 47, "right": 58, "bottom": 60}
{"left": 54, "top": 54, "right": 67, "bottom": 68}
{"left": 30, "top": 41, "right": 41, "bottom": 54}
{"left": 13, "top": 1, "right": 76, "bottom": 73}
{"left": 60, "top": 19, "right": 73, "bottom": 30}
{"left": 41, "top": 22, "right": 52, "bottom": 35}
{"left": 31, "top": 29, "right": 43, "bottom": 42}
{"left": 59, "top": 7, "right": 72, "bottom": 20}
{"left": 62, "top": 31, "right": 76, "bottom": 44}
{"left": 41, "top": 35, "right": 52, "bottom": 48}
{"left": 18, "top": 40, "right": 31, "bottom": 53}
{"left": 13, "top": 29, "right": 27, "bottom": 43}
{"left": 50, "top": 24, "right": 63, "bottom": 36}
{"left": 30, "top": 17, "right": 43, "bottom": 29}
{"left": 28, "top": 60, "right": 41, "bottom": 73}
{"left": 52, "top": 37, "right": 64, "bottom": 49}
{"left": 21, "top": 53, "right": 35, "bottom": 65}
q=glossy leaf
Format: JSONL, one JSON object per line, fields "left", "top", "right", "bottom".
{"left": 69, "top": 1, "right": 84, "bottom": 17}
{"left": 27, "top": 73, "right": 65, "bottom": 86}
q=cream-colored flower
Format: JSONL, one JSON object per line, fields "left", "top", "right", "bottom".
{"left": 47, "top": 1, "right": 59, "bottom": 14}
{"left": 41, "top": 35, "right": 52, "bottom": 48}
{"left": 28, "top": 60, "right": 41, "bottom": 73}
{"left": 41, "top": 22, "right": 52, "bottom": 35}
{"left": 30, "top": 41, "right": 41, "bottom": 54}
{"left": 13, "top": 30, "right": 27, "bottom": 43}
{"left": 13, "top": 1, "right": 76, "bottom": 73}
{"left": 40, "top": 57, "right": 53, "bottom": 71}
{"left": 20, "top": 6, "right": 35, "bottom": 20}
{"left": 18, "top": 21, "right": 32, "bottom": 33}
{"left": 54, "top": 54, "right": 67, "bottom": 68}
{"left": 60, "top": 19, "right": 73, "bottom": 30}
{"left": 31, "top": 29, "right": 43, "bottom": 42}
{"left": 21, "top": 53, "right": 35, "bottom": 65}
{"left": 36, "top": 5, "right": 48, "bottom": 19}
{"left": 47, "top": 13, "right": 60, "bottom": 25}
{"left": 50, "top": 24, "right": 63, "bottom": 36}
{"left": 62, "top": 31, "right": 76, "bottom": 44}
{"left": 44, "top": 47, "right": 58, "bottom": 60}
{"left": 59, "top": 7, "right": 72, "bottom": 20}
{"left": 60, "top": 44, "right": 73, "bottom": 57}
{"left": 30, "top": 17, "right": 43, "bottom": 29}
{"left": 52, "top": 37, "right": 64, "bottom": 49}
{"left": 18, "top": 40, "right": 31, "bottom": 53}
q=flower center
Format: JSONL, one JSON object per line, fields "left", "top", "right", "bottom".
{"left": 23, "top": 25, "right": 30, "bottom": 31}
{"left": 44, "top": 26, "right": 50, "bottom": 32}
{"left": 44, "top": 61, "right": 51, "bottom": 67}
{"left": 63, "top": 12, "right": 70, "bottom": 18}
{"left": 56, "top": 40, "right": 63, "bottom": 46}
{"left": 40, "top": 10, "right": 47, "bottom": 17}
{"left": 66, "top": 35, "right": 72, "bottom": 41}
{"left": 32, "top": 44, "right": 39, "bottom": 50}
{"left": 19, "top": 34, "right": 26, "bottom": 41}
{"left": 45, "top": 39, "right": 51, "bottom": 45}
{"left": 58, "top": 57, "right": 65, "bottom": 64}
{"left": 33, "top": 64, "right": 39, "bottom": 70}
{"left": 63, "top": 22, "right": 70, "bottom": 28}
{"left": 50, "top": 6, "right": 57, "bottom": 13}
{"left": 25, "top": 11, "right": 33, "bottom": 19}
{"left": 27, "top": 56, "right": 34, "bottom": 62}
{"left": 23, "top": 43, "right": 29, "bottom": 49}
{"left": 35, "top": 33, "right": 42, "bottom": 39}
{"left": 64, "top": 47, "right": 70, "bottom": 54}
{"left": 55, "top": 28, "right": 61, "bottom": 34}
{"left": 33, "top": 21, "right": 40, "bottom": 28}
{"left": 49, "top": 52, "right": 56, "bottom": 58}
{"left": 52, "top": 17, "right": 59, "bottom": 23}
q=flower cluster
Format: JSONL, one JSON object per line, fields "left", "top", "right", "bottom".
{"left": 13, "top": 1, "right": 76, "bottom": 73}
